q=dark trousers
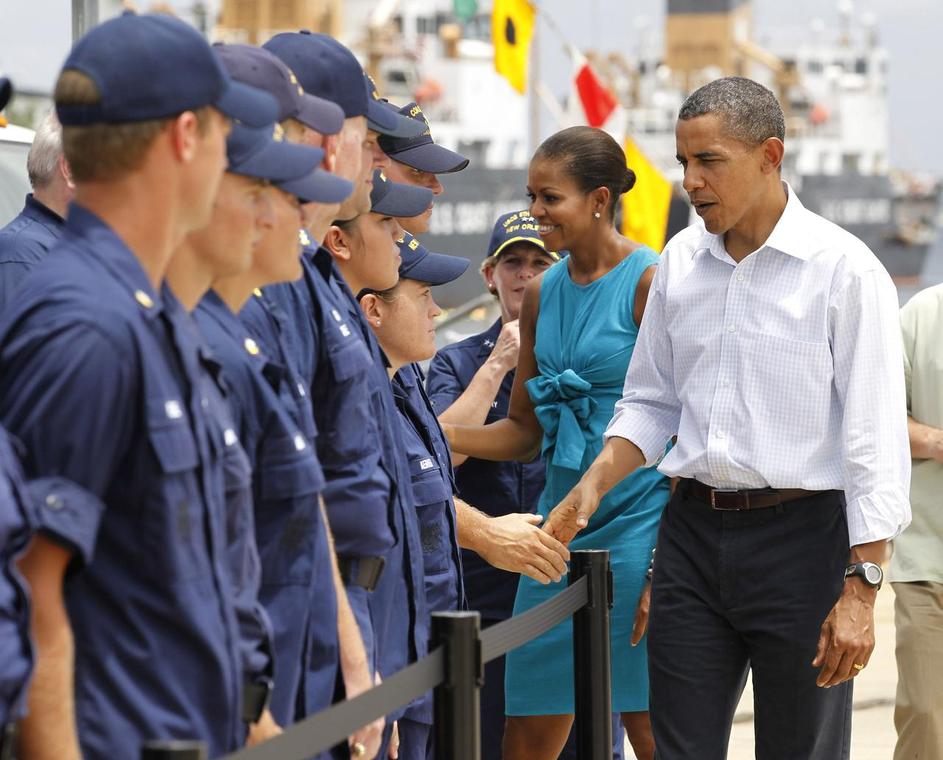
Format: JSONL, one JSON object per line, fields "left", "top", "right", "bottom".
{"left": 648, "top": 487, "right": 853, "bottom": 760}
{"left": 480, "top": 620, "right": 625, "bottom": 760}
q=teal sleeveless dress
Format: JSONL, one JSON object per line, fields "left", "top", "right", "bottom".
{"left": 504, "top": 248, "right": 669, "bottom": 715}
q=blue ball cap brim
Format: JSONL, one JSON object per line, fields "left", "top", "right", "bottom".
{"left": 372, "top": 179, "right": 434, "bottom": 217}
{"left": 390, "top": 142, "right": 470, "bottom": 174}
{"left": 296, "top": 92, "right": 344, "bottom": 135}
{"left": 215, "top": 77, "right": 280, "bottom": 128}
{"left": 401, "top": 249, "right": 471, "bottom": 285}
{"left": 277, "top": 169, "right": 354, "bottom": 204}
{"left": 228, "top": 125, "right": 325, "bottom": 181}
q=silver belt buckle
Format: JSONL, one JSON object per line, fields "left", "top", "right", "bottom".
{"left": 710, "top": 488, "right": 742, "bottom": 510}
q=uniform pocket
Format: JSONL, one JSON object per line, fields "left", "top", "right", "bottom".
{"left": 409, "top": 457, "right": 453, "bottom": 577}
{"left": 144, "top": 402, "right": 207, "bottom": 582}
{"left": 255, "top": 432, "right": 324, "bottom": 585}
{"left": 329, "top": 341, "right": 372, "bottom": 382}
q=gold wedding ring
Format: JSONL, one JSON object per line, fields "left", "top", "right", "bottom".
{"left": 852, "top": 663, "right": 865, "bottom": 671}
{"left": 352, "top": 741, "right": 366, "bottom": 757}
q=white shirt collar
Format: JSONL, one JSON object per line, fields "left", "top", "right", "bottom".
{"left": 693, "top": 182, "right": 812, "bottom": 263}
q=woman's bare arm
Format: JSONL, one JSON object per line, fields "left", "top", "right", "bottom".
{"left": 443, "top": 277, "right": 544, "bottom": 462}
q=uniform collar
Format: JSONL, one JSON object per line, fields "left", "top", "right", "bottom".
{"left": 694, "top": 182, "right": 813, "bottom": 263}
{"left": 66, "top": 204, "right": 163, "bottom": 319}
{"left": 200, "top": 289, "right": 270, "bottom": 362}
{"left": 23, "top": 193, "right": 65, "bottom": 227}
{"left": 477, "top": 318, "right": 504, "bottom": 359}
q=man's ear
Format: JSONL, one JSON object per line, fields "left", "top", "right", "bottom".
{"left": 168, "top": 110, "right": 202, "bottom": 164}
{"left": 761, "top": 137, "right": 785, "bottom": 174}
{"left": 59, "top": 155, "right": 75, "bottom": 189}
{"left": 323, "top": 225, "right": 350, "bottom": 261}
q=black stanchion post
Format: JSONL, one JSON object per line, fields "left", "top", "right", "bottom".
{"left": 432, "top": 611, "right": 482, "bottom": 760}
{"left": 141, "top": 740, "right": 207, "bottom": 760}
{"left": 570, "top": 550, "right": 613, "bottom": 760}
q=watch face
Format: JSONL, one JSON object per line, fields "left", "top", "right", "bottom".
{"left": 864, "top": 564, "right": 883, "bottom": 585}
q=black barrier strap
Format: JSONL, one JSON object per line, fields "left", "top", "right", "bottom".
{"left": 221, "top": 649, "right": 445, "bottom": 760}
{"left": 480, "top": 576, "right": 587, "bottom": 663}
{"left": 222, "top": 575, "right": 589, "bottom": 760}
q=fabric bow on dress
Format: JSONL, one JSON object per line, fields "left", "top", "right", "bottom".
{"left": 526, "top": 368, "right": 597, "bottom": 471}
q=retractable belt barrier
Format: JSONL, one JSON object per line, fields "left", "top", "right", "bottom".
{"left": 141, "top": 549, "right": 614, "bottom": 760}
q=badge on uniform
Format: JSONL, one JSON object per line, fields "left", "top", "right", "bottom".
{"left": 293, "top": 434, "right": 307, "bottom": 452}
{"left": 164, "top": 400, "right": 184, "bottom": 420}
{"left": 224, "top": 428, "right": 239, "bottom": 447}
{"left": 419, "top": 458, "right": 435, "bottom": 471}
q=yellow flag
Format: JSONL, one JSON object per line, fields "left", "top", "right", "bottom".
{"left": 493, "top": 0, "right": 535, "bottom": 94}
{"left": 622, "top": 135, "right": 672, "bottom": 252}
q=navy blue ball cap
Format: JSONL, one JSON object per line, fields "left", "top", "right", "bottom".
{"left": 263, "top": 31, "right": 368, "bottom": 120}
{"left": 379, "top": 101, "right": 469, "bottom": 173}
{"left": 213, "top": 43, "right": 343, "bottom": 135}
{"left": 369, "top": 169, "right": 433, "bottom": 217}
{"left": 486, "top": 210, "right": 560, "bottom": 261}
{"left": 56, "top": 13, "right": 277, "bottom": 128}
{"left": 276, "top": 167, "right": 354, "bottom": 204}
{"left": 0, "top": 78, "right": 11, "bottom": 112}
{"left": 363, "top": 75, "right": 425, "bottom": 138}
{"left": 397, "top": 232, "right": 470, "bottom": 285}
{"left": 226, "top": 122, "right": 323, "bottom": 181}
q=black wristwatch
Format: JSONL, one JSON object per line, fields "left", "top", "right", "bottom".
{"left": 844, "top": 562, "right": 883, "bottom": 589}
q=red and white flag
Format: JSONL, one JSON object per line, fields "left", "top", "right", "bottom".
{"left": 572, "top": 49, "right": 618, "bottom": 128}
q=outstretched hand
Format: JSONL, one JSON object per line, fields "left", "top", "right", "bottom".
{"left": 477, "top": 513, "right": 570, "bottom": 584}
{"left": 543, "top": 482, "right": 601, "bottom": 546}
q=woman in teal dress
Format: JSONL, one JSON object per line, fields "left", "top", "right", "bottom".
{"left": 443, "top": 126, "right": 669, "bottom": 760}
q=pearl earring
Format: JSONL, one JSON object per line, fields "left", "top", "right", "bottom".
{"left": 375, "top": 319, "right": 381, "bottom": 326}
{"left": 593, "top": 211, "right": 601, "bottom": 219}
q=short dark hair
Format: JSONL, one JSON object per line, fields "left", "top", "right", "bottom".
{"left": 679, "top": 76, "right": 785, "bottom": 144}
{"left": 532, "top": 126, "right": 635, "bottom": 220}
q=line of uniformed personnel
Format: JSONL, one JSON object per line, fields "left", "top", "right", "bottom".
{"left": 0, "top": 11, "right": 586, "bottom": 760}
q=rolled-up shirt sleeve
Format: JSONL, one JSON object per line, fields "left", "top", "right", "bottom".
{"left": 604, "top": 261, "right": 681, "bottom": 464}
{"left": 0, "top": 319, "right": 134, "bottom": 564}
{"left": 829, "top": 264, "right": 911, "bottom": 545}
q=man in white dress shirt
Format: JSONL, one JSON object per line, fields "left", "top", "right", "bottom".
{"left": 544, "top": 77, "right": 911, "bottom": 759}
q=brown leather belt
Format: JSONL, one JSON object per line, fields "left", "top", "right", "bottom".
{"left": 682, "top": 479, "right": 823, "bottom": 511}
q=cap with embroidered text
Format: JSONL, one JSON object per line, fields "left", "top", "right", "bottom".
{"left": 369, "top": 170, "right": 433, "bottom": 217}
{"left": 485, "top": 210, "right": 559, "bottom": 262}
{"left": 213, "top": 43, "right": 343, "bottom": 136}
{"left": 397, "top": 232, "right": 470, "bottom": 285}
{"left": 378, "top": 101, "right": 469, "bottom": 174}
{"left": 56, "top": 12, "right": 277, "bottom": 128}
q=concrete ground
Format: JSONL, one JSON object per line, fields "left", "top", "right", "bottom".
{"left": 625, "top": 583, "right": 899, "bottom": 759}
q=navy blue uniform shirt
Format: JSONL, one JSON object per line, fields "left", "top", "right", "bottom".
{"left": 168, "top": 289, "right": 273, "bottom": 700}
{"left": 0, "top": 194, "right": 65, "bottom": 311}
{"left": 426, "top": 319, "right": 545, "bottom": 620}
{"left": 199, "top": 291, "right": 338, "bottom": 726}
{"left": 335, "top": 276, "right": 429, "bottom": 723}
{"left": 246, "top": 241, "right": 395, "bottom": 562}
{"left": 393, "top": 363, "right": 464, "bottom": 616}
{"left": 0, "top": 429, "right": 34, "bottom": 726}
{"left": 0, "top": 206, "right": 243, "bottom": 757}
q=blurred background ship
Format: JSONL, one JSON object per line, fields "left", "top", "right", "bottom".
{"left": 3, "top": 0, "right": 940, "bottom": 308}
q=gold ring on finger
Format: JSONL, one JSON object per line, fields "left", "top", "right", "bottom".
{"left": 852, "top": 663, "right": 865, "bottom": 671}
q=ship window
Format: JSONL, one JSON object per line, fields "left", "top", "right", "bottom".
{"left": 807, "top": 59, "right": 823, "bottom": 74}
{"left": 855, "top": 58, "right": 868, "bottom": 74}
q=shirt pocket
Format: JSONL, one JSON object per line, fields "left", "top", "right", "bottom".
{"left": 737, "top": 332, "right": 833, "bottom": 444}
{"left": 255, "top": 431, "right": 324, "bottom": 585}
{"left": 328, "top": 339, "right": 372, "bottom": 383}
{"left": 144, "top": 401, "right": 208, "bottom": 582}
{"left": 409, "top": 456, "right": 454, "bottom": 578}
